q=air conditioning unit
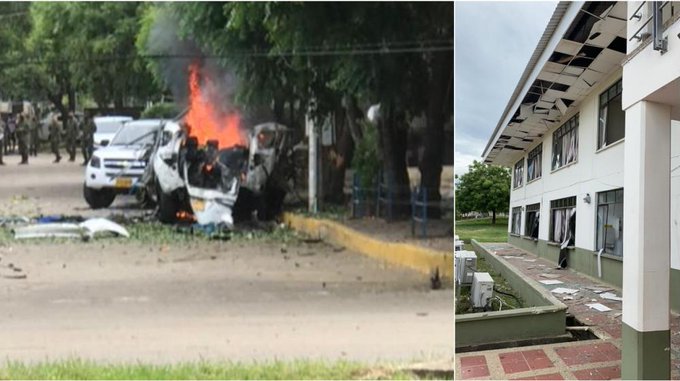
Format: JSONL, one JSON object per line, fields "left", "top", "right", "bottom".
{"left": 472, "top": 272, "right": 494, "bottom": 308}
{"left": 454, "top": 239, "right": 464, "bottom": 252}
{"left": 454, "top": 250, "right": 477, "bottom": 285}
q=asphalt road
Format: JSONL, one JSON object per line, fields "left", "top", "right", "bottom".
{"left": 0, "top": 153, "right": 453, "bottom": 364}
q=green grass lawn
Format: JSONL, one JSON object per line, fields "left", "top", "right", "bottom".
{"left": 454, "top": 217, "right": 508, "bottom": 244}
{"left": 0, "top": 359, "right": 421, "bottom": 380}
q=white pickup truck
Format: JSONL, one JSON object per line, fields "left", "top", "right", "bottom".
{"left": 83, "top": 119, "right": 164, "bottom": 209}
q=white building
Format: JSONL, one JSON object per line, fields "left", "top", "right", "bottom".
{"left": 482, "top": 1, "right": 680, "bottom": 378}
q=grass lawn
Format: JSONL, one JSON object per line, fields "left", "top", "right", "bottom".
{"left": 454, "top": 217, "right": 508, "bottom": 244}
{"left": 0, "top": 359, "right": 422, "bottom": 380}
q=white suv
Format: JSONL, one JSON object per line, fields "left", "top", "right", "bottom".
{"left": 83, "top": 119, "right": 164, "bottom": 209}
{"left": 93, "top": 116, "right": 132, "bottom": 149}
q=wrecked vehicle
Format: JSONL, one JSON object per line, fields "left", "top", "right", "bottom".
{"left": 143, "top": 121, "right": 290, "bottom": 228}
{"left": 84, "top": 119, "right": 165, "bottom": 209}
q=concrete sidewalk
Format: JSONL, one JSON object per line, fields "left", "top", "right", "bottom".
{"left": 457, "top": 242, "right": 680, "bottom": 380}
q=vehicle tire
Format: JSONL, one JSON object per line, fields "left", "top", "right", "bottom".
{"left": 83, "top": 183, "right": 116, "bottom": 209}
{"left": 156, "top": 181, "right": 179, "bottom": 223}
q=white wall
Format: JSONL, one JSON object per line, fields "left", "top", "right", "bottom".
{"left": 509, "top": 70, "right": 625, "bottom": 252}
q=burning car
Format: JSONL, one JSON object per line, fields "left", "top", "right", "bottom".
{"left": 146, "top": 120, "right": 290, "bottom": 227}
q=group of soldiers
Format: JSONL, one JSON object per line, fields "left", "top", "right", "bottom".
{"left": 0, "top": 110, "right": 96, "bottom": 166}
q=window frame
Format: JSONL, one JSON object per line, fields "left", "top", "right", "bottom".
{"left": 511, "top": 206, "right": 522, "bottom": 235}
{"left": 527, "top": 144, "right": 542, "bottom": 182}
{"left": 549, "top": 196, "right": 576, "bottom": 243}
{"left": 597, "top": 79, "right": 624, "bottom": 150}
{"left": 513, "top": 158, "right": 524, "bottom": 189}
{"left": 551, "top": 114, "right": 579, "bottom": 171}
{"left": 524, "top": 203, "right": 541, "bottom": 238}
{"left": 596, "top": 188, "right": 624, "bottom": 257}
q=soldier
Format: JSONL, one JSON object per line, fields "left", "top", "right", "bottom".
{"left": 16, "top": 113, "right": 28, "bottom": 165}
{"left": 81, "top": 114, "right": 95, "bottom": 165}
{"left": 65, "top": 112, "right": 77, "bottom": 162}
{"left": 29, "top": 113, "right": 39, "bottom": 157}
{"left": 49, "top": 113, "right": 61, "bottom": 163}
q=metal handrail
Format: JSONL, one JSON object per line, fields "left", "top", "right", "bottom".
{"left": 630, "top": 1, "right": 647, "bottom": 20}
{"left": 629, "top": 1, "right": 672, "bottom": 42}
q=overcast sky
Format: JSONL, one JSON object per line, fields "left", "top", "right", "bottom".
{"left": 454, "top": 1, "right": 557, "bottom": 175}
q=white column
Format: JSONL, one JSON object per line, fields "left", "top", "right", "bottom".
{"left": 623, "top": 100, "right": 671, "bottom": 332}
{"left": 622, "top": 100, "right": 671, "bottom": 379}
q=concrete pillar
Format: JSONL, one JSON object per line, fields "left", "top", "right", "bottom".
{"left": 622, "top": 100, "right": 672, "bottom": 380}
{"left": 307, "top": 114, "right": 318, "bottom": 214}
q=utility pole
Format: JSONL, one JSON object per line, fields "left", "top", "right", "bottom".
{"left": 307, "top": 113, "right": 318, "bottom": 214}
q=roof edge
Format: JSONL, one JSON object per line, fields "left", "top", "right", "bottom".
{"left": 481, "top": 1, "right": 577, "bottom": 162}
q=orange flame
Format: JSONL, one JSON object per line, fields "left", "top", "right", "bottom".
{"left": 176, "top": 210, "right": 196, "bottom": 222}
{"left": 185, "top": 63, "right": 246, "bottom": 149}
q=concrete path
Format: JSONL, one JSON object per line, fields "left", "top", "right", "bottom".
{"left": 456, "top": 242, "right": 680, "bottom": 380}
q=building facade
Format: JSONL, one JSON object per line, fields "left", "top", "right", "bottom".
{"left": 482, "top": 1, "right": 680, "bottom": 378}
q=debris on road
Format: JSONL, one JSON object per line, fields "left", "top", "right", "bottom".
{"left": 539, "top": 279, "right": 563, "bottom": 285}
{"left": 13, "top": 218, "right": 129, "bottom": 240}
{"left": 0, "top": 216, "right": 30, "bottom": 227}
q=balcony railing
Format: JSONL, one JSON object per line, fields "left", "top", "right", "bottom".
{"left": 629, "top": 1, "right": 678, "bottom": 54}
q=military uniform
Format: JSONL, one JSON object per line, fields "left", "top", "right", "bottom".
{"left": 81, "top": 116, "right": 95, "bottom": 164}
{"left": 16, "top": 115, "right": 28, "bottom": 164}
{"left": 65, "top": 115, "right": 77, "bottom": 161}
{"left": 49, "top": 116, "right": 61, "bottom": 163}
{"left": 29, "top": 115, "right": 39, "bottom": 156}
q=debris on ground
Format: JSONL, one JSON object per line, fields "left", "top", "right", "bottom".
{"left": 586, "top": 303, "right": 612, "bottom": 312}
{"left": 0, "top": 216, "right": 30, "bottom": 227}
{"left": 600, "top": 292, "right": 623, "bottom": 302}
{"left": 550, "top": 287, "right": 579, "bottom": 295}
{"left": 539, "top": 273, "right": 562, "bottom": 279}
{"left": 13, "top": 218, "right": 129, "bottom": 240}
{"left": 539, "top": 279, "right": 563, "bottom": 285}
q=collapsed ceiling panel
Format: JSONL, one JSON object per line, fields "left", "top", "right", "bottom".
{"left": 485, "top": 1, "right": 626, "bottom": 166}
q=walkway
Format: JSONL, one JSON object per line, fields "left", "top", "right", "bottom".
{"left": 456, "top": 242, "right": 680, "bottom": 380}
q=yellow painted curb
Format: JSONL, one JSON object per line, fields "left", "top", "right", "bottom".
{"left": 282, "top": 212, "right": 453, "bottom": 280}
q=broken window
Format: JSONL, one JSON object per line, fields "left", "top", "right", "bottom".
{"left": 513, "top": 158, "right": 524, "bottom": 188}
{"left": 552, "top": 114, "right": 579, "bottom": 171}
{"left": 550, "top": 196, "right": 576, "bottom": 244}
{"left": 527, "top": 144, "right": 542, "bottom": 182}
{"left": 525, "top": 203, "right": 540, "bottom": 239}
{"left": 596, "top": 188, "right": 623, "bottom": 257}
{"left": 511, "top": 207, "right": 522, "bottom": 235}
{"left": 598, "top": 79, "right": 624, "bottom": 149}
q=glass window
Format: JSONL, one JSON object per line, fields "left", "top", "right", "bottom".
{"left": 598, "top": 79, "right": 624, "bottom": 149}
{"left": 596, "top": 188, "right": 624, "bottom": 257}
{"left": 511, "top": 207, "right": 522, "bottom": 235}
{"left": 549, "top": 196, "right": 576, "bottom": 244}
{"left": 552, "top": 114, "right": 579, "bottom": 170}
{"left": 513, "top": 158, "right": 524, "bottom": 188}
{"left": 527, "top": 144, "right": 542, "bottom": 182}
{"left": 525, "top": 203, "right": 540, "bottom": 239}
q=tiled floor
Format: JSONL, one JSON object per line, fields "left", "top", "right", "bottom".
{"left": 456, "top": 242, "right": 679, "bottom": 380}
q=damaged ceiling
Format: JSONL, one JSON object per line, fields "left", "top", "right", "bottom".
{"left": 483, "top": 2, "right": 627, "bottom": 166}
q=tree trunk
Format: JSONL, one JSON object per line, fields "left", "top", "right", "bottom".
{"left": 378, "top": 103, "right": 411, "bottom": 218}
{"left": 419, "top": 51, "right": 452, "bottom": 219}
{"left": 325, "top": 108, "right": 354, "bottom": 204}
{"left": 344, "top": 95, "right": 363, "bottom": 144}
{"left": 492, "top": 210, "right": 496, "bottom": 224}
{"left": 67, "top": 88, "right": 76, "bottom": 112}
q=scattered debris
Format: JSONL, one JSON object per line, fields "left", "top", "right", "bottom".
{"left": 563, "top": 296, "right": 574, "bottom": 300}
{"left": 550, "top": 287, "right": 579, "bottom": 295}
{"left": 585, "top": 286, "right": 613, "bottom": 294}
{"left": 539, "top": 279, "right": 563, "bottom": 285}
{"left": 0, "top": 216, "right": 30, "bottom": 227}
{"left": 539, "top": 273, "right": 562, "bottom": 279}
{"left": 600, "top": 292, "right": 623, "bottom": 302}
{"left": 523, "top": 259, "right": 537, "bottom": 262}
{"left": 13, "top": 218, "right": 129, "bottom": 240}
{"left": 586, "top": 303, "right": 612, "bottom": 312}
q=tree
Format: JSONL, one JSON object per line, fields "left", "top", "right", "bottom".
{"left": 455, "top": 161, "right": 510, "bottom": 224}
